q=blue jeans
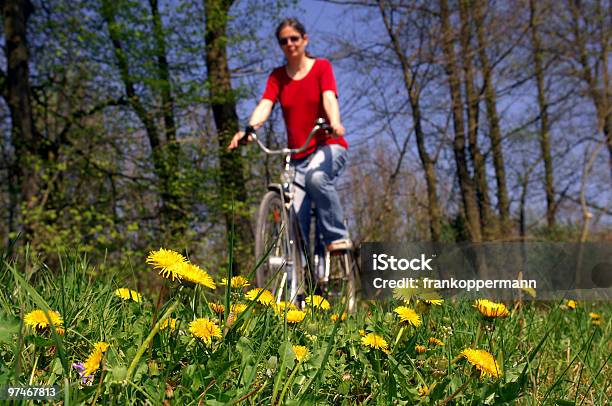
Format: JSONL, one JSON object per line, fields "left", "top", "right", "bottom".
{"left": 292, "top": 144, "right": 349, "bottom": 255}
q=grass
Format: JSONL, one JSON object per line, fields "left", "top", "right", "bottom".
{"left": 0, "top": 248, "right": 610, "bottom": 405}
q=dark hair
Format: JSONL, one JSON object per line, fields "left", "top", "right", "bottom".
{"left": 275, "top": 18, "right": 314, "bottom": 58}
{"left": 275, "top": 18, "right": 307, "bottom": 41}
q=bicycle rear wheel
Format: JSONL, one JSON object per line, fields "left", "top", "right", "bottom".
{"left": 254, "top": 191, "right": 303, "bottom": 303}
{"left": 319, "top": 249, "right": 359, "bottom": 313}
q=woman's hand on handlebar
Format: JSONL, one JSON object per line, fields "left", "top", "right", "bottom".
{"left": 329, "top": 121, "right": 346, "bottom": 137}
{"left": 229, "top": 101, "right": 273, "bottom": 150}
{"left": 228, "top": 131, "right": 253, "bottom": 150}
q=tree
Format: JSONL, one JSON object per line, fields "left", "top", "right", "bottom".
{"left": 528, "top": 0, "right": 556, "bottom": 229}
{"left": 439, "top": 0, "right": 482, "bottom": 241}
{"left": 473, "top": 0, "right": 511, "bottom": 235}
{"left": 564, "top": 0, "right": 611, "bottom": 182}
{"left": 204, "top": 0, "right": 253, "bottom": 272}
{"left": 1, "top": 0, "right": 38, "bottom": 241}
{"left": 458, "top": 0, "right": 495, "bottom": 238}
{"left": 148, "top": 0, "right": 180, "bottom": 210}
{"left": 377, "top": 0, "right": 442, "bottom": 241}
{"left": 100, "top": 0, "right": 184, "bottom": 228}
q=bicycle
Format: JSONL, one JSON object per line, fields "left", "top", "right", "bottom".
{"left": 243, "top": 118, "right": 358, "bottom": 312}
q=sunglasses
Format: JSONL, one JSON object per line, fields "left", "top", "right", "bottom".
{"left": 278, "top": 35, "right": 301, "bottom": 46}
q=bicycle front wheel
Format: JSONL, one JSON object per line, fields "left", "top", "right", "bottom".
{"left": 254, "top": 191, "right": 303, "bottom": 303}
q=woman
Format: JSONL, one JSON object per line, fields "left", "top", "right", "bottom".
{"left": 229, "top": 17, "right": 351, "bottom": 256}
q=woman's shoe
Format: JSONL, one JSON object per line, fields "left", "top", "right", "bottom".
{"left": 327, "top": 238, "right": 353, "bottom": 252}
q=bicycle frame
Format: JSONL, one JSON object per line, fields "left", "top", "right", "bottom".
{"left": 250, "top": 118, "right": 330, "bottom": 302}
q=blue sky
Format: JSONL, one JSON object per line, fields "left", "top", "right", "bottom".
{"left": 229, "top": 0, "right": 612, "bottom": 229}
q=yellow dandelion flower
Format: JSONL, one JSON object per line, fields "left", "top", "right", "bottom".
{"left": 231, "top": 303, "right": 247, "bottom": 314}
{"left": 147, "top": 248, "right": 187, "bottom": 280}
{"left": 285, "top": 310, "right": 306, "bottom": 324}
{"left": 566, "top": 299, "right": 577, "bottom": 309}
{"left": 428, "top": 337, "right": 444, "bottom": 346}
{"left": 420, "top": 297, "right": 444, "bottom": 306}
{"left": 274, "top": 301, "right": 297, "bottom": 314}
{"left": 359, "top": 329, "right": 366, "bottom": 337}
{"left": 393, "top": 284, "right": 442, "bottom": 305}
{"left": 172, "top": 262, "right": 216, "bottom": 289}
{"left": 189, "top": 318, "right": 222, "bottom": 344}
{"left": 56, "top": 327, "right": 65, "bottom": 335}
{"left": 209, "top": 303, "right": 225, "bottom": 314}
{"left": 245, "top": 288, "right": 275, "bottom": 306}
{"left": 361, "top": 333, "right": 388, "bottom": 351}
{"left": 114, "top": 288, "right": 142, "bottom": 302}
{"left": 460, "top": 348, "right": 500, "bottom": 378}
{"left": 220, "top": 276, "right": 250, "bottom": 289}
{"left": 589, "top": 312, "right": 601, "bottom": 320}
{"left": 83, "top": 342, "right": 110, "bottom": 376}
{"left": 394, "top": 306, "right": 422, "bottom": 327}
{"left": 418, "top": 385, "right": 431, "bottom": 396}
{"left": 24, "top": 309, "right": 63, "bottom": 331}
{"left": 415, "top": 345, "right": 427, "bottom": 353}
{"left": 94, "top": 341, "right": 110, "bottom": 352}
{"left": 393, "top": 287, "right": 418, "bottom": 304}
{"left": 305, "top": 295, "right": 330, "bottom": 310}
{"left": 83, "top": 351, "right": 102, "bottom": 376}
{"left": 331, "top": 313, "right": 347, "bottom": 322}
{"left": 592, "top": 319, "right": 601, "bottom": 326}
{"left": 160, "top": 318, "right": 177, "bottom": 331}
{"left": 293, "top": 345, "right": 309, "bottom": 362}
{"left": 473, "top": 299, "right": 509, "bottom": 318}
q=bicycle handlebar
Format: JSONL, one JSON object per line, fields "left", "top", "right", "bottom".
{"left": 241, "top": 118, "right": 332, "bottom": 156}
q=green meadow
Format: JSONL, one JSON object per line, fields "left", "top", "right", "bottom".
{"left": 0, "top": 249, "right": 610, "bottom": 405}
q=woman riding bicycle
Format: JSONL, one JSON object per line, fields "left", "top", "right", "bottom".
{"left": 228, "top": 17, "right": 352, "bottom": 257}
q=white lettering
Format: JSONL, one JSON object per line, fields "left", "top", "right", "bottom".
{"left": 371, "top": 253, "right": 435, "bottom": 271}
{"left": 378, "top": 254, "right": 388, "bottom": 271}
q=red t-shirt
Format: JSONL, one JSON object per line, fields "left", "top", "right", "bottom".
{"left": 261, "top": 58, "right": 349, "bottom": 159}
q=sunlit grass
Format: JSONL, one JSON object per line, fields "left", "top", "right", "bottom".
{"left": 0, "top": 249, "right": 610, "bottom": 404}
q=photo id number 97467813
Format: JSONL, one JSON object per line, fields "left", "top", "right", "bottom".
{"left": 0, "top": 385, "right": 60, "bottom": 400}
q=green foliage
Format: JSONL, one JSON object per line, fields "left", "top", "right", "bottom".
{"left": 1, "top": 250, "right": 610, "bottom": 404}
{"left": 532, "top": 223, "right": 583, "bottom": 242}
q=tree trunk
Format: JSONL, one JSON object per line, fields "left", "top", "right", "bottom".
{"left": 605, "top": 115, "right": 612, "bottom": 178}
{"left": 204, "top": 0, "right": 253, "bottom": 272}
{"left": 411, "top": 96, "right": 442, "bottom": 242}
{"left": 473, "top": 0, "right": 511, "bottom": 236}
{"left": 529, "top": 0, "right": 556, "bottom": 229}
{"left": 378, "top": 1, "right": 442, "bottom": 241}
{"left": 595, "top": 0, "right": 611, "bottom": 182}
{"left": 148, "top": 0, "right": 179, "bottom": 174}
{"left": 101, "top": 0, "right": 181, "bottom": 227}
{"left": 567, "top": 0, "right": 611, "bottom": 183}
{"left": 458, "top": 0, "right": 494, "bottom": 239}
{"left": 439, "top": 0, "right": 482, "bottom": 242}
{"left": 2, "top": 0, "right": 38, "bottom": 240}
{"left": 519, "top": 172, "right": 529, "bottom": 239}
